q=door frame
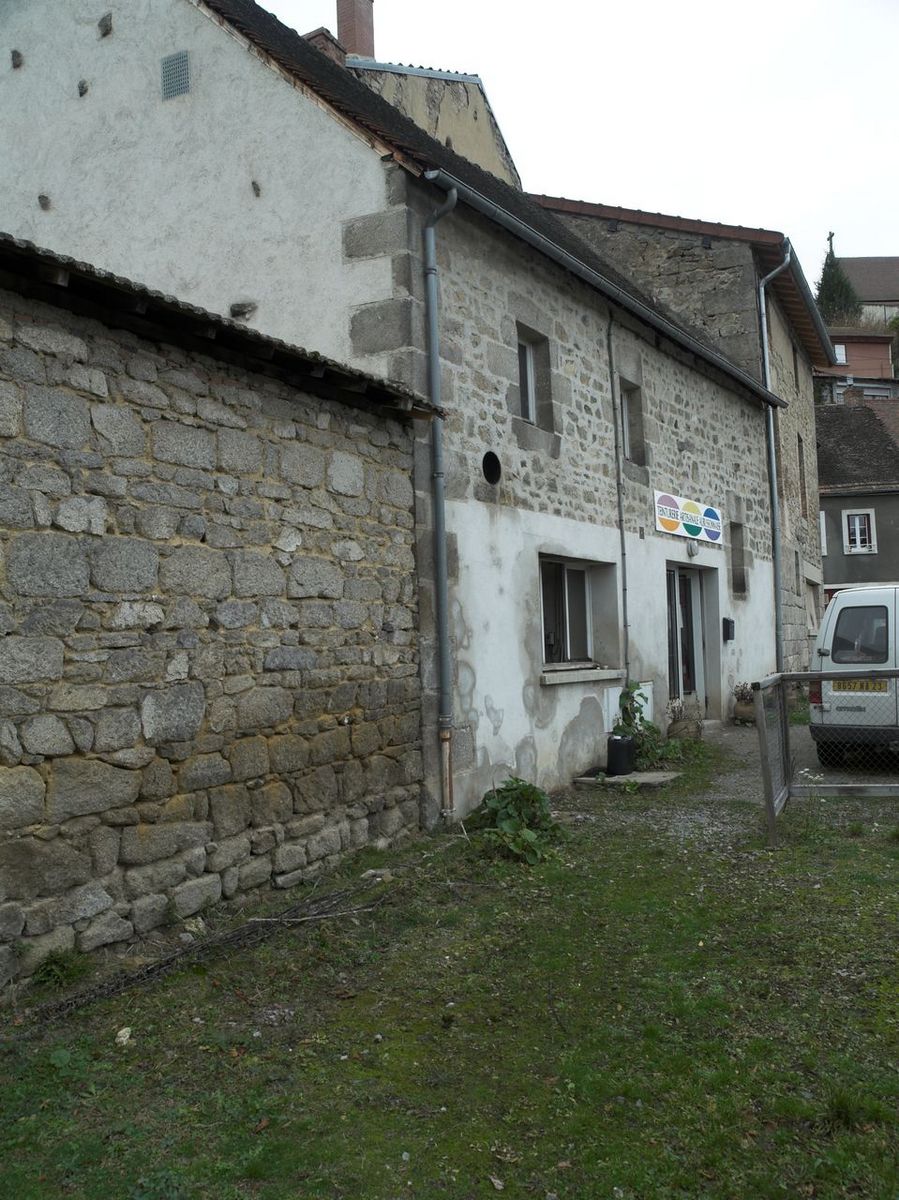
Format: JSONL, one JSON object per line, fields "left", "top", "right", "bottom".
{"left": 667, "top": 565, "right": 707, "bottom": 712}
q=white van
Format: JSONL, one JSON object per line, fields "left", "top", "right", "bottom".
{"left": 809, "top": 585, "right": 899, "bottom": 767}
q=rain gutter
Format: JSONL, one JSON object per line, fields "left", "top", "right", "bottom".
{"left": 423, "top": 186, "right": 458, "bottom": 822}
{"left": 759, "top": 241, "right": 793, "bottom": 673}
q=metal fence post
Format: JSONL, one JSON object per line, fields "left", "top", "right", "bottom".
{"left": 753, "top": 680, "right": 779, "bottom": 848}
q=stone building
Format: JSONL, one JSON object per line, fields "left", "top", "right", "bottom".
{"left": 0, "top": 235, "right": 429, "bottom": 985}
{"left": 2, "top": 1, "right": 788, "bottom": 833}
{"left": 531, "top": 198, "right": 835, "bottom": 670}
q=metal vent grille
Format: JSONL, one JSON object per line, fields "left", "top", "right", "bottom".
{"left": 161, "top": 51, "right": 190, "bottom": 100}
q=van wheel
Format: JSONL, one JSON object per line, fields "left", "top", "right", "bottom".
{"left": 816, "top": 742, "right": 843, "bottom": 768}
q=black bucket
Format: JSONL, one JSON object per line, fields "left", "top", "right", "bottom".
{"left": 606, "top": 733, "right": 636, "bottom": 776}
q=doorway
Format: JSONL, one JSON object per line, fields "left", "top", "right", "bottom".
{"left": 666, "top": 566, "right": 706, "bottom": 711}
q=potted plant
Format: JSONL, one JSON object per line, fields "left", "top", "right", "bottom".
{"left": 608, "top": 681, "right": 644, "bottom": 775}
{"left": 666, "top": 697, "right": 702, "bottom": 740}
{"left": 733, "top": 681, "right": 755, "bottom": 723}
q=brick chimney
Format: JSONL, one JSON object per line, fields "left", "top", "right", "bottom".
{"left": 337, "top": 0, "right": 375, "bottom": 58}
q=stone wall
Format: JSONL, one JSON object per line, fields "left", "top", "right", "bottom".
{"left": 553, "top": 212, "right": 823, "bottom": 669}
{"left": 0, "top": 289, "right": 421, "bottom": 986}
{"left": 554, "top": 215, "right": 764, "bottom": 382}
{"left": 766, "top": 296, "right": 823, "bottom": 666}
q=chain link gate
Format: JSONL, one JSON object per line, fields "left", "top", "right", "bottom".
{"left": 753, "top": 670, "right": 899, "bottom": 845}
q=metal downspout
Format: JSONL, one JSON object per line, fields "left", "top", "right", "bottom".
{"left": 758, "top": 241, "right": 792, "bottom": 672}
{"left": 605, "top": 310, "right": 630, "bottom": 683}
{"left": 423, "top": 187, "right": 458, "bottom": 821}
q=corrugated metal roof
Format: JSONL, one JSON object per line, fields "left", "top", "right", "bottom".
{"left": 0, "top": 232, "right": 432, "bottom": 416}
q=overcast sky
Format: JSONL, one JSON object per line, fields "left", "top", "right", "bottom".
{"left": 264, "top": 0, "right": 899, "bottom": 289}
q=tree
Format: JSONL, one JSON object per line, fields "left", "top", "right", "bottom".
{"left": 815, "top": 231, "right": 862, "bottom": 324}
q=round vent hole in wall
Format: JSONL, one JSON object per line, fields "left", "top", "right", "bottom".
{"left": 482, "top": 452, "right": 501, "bottom": 485}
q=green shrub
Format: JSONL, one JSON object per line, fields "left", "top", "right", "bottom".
{"left": 613, "top": 684, "right": 681, "bottom": 770}
{"left": 30, "top": 949, "right": 90, "bottom": 990}
{"left": 482, "top": 777, "right": 558, "bottom": 864}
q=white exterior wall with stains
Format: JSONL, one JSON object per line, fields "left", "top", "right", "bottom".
{"left": 1, "top": 0, "right": 393, "bottom": 366}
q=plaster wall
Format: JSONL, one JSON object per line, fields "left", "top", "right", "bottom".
{"left": 820, "top": 495, "right": 899, "bottom": 589}
{"left": 1, "top": 0, "right": 393, "bottom": 366}
{"left": 447, "top": 499, "right": 775, "bottom": 814}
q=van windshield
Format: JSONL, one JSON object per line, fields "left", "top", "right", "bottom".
{"left": 832, "top": 605, "right": 889, "bottom": 664}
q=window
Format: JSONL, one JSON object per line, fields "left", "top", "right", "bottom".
{"left": 797, "top": 434, "right": 807, "bottom": 517}
{"left": 794, "top": 550, "right": 802, "bottom": 595}
{"left": 620, "top": 379, "right": 645, "bottom": 465}
{"left": 834, "top": 343, "right": 847, "bottom": 364}
{"left": 792, "top": 343, "right": 800, "bottom": 389}
{"left": 832, "top": 605, "right": 888, "bottom": 664}
{"left": 819, "top": 511, "right": 827, "bottom": 556}
{"left": 515, "top": 322, "right": 553, "bottom": 431}
{"left": 729, "top": 521, "right": 747, "bottom": 595}
{"left": 517, "top": 339, "right": 536, "bottom": 423}
{"left": 541, "top": 559, "right": 591, "bottom": 664}
{"left": 842, "top": 509, "right": 877, "bottom": 554}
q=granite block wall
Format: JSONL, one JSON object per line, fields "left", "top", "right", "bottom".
{"left": 0, "top": 289, "right": 422, "bottom": 986}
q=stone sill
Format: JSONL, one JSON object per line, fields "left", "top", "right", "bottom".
{"left": 539, "top": 667, "right": 625, "bottom": 687}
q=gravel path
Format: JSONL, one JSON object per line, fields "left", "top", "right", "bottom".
{"left": 552, "top": 723, "right": 768, "bottom": 851}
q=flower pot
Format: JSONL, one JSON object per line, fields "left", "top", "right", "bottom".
{"left": 667, "top": 718, "right": 702, "bottom": 740}
{"left": 733, "top": 700, "right": 755, "bottom": 723}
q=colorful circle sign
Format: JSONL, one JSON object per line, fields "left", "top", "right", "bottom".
{"left": 657, "top": 494, "right": 680, "bottom": 533}
{"left": 681, "top": 500, "right": 702, "bottom": 538}
{"left": 704, "top": 507, "right": 722, "bottom": 541}
{"left": 655, "top": 491, "right": 722, "bottom": 541}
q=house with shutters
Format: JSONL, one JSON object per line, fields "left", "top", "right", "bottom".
{"left": 2, "top": 0, "right": 789, "bottom": 866}
{"left": 817, "top": 398, "right": 899, "bottom": 603}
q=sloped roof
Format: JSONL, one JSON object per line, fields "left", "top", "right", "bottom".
{"left": 531, "top": 194, "right": 834, "bottom": 369}
{"left": 839, "top": 257, "right": 899, "bottom": 304}
{"left": 198, "top": 2, "right": 781, "bottom": 408}
{"left": 0, "top": 233, "right": 431, "bottom": 417}
{"left": 816, "top": 403, "right": 899, "bottom": 491}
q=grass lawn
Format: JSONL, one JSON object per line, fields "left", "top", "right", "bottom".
{"left": 1, "top": 740, "right": 896, "bottom": 1199}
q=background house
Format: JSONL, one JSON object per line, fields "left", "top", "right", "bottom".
{"left": 817, "top": 397, "right": 899, "bottom": 602}
{"left": 815, "top": 327, "right": 898, "bottom": 405}
{"left": 532, "top": 196, "right": 835, "bottom": 668}
{"left": 838, "top": 257, "right": 899, "bottom": 326}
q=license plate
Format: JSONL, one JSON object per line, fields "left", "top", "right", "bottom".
{"left": 831, "top": 679, "right": 890, "bottom": 692}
